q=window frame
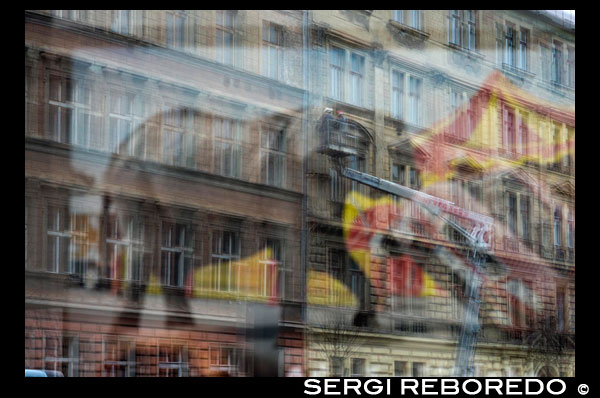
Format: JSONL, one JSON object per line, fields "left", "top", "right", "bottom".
{"left": 260, "top": 124, "right": 287, "bottom": 188}
{"left": 159, "top": 220, "right": 194, "bottom": 288}
{"left": 262, "top": 20, "right": 285, "bottom": 81}
{"left": 216, "top": 10, "right": 236, "bottom": 65}
{"left": 210, "top": 229, "right": 241, "bottom": 292}
{"left": 213, "top": 116, "right": 242, "bottom": 178}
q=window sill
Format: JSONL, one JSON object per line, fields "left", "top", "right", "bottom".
{"left": 388, "top": 20, "right": 430, "bottom": 41}
{"left": 447, "top": 42, "right": 484, "bottom": 60}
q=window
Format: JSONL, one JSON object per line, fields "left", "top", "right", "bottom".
{"left": 43, "top": 332, "right": 79, "bottom": 377}
{"left": 519, "top": 195, "right": 530, "bottom": 240}
{"left": 567, "top": 209, "right": 574, "bottom": 248}
{"left": 162, "top": 107, "right": 194, "bottom": 168}
{"left": 556, "top": 285, "right": 567, "bottom": 332}
{"left": 541, "top": 44, "right": 552, "bottom": 82}
{"left": 552, "top": 123, "right": 562, "bottom": 167}
{"left": 331, "top": 356, "right": 344, "bottom": 377}
{"left": 351, "top": 358, "right": 365, "bottom": 376}
{"left": 519, "top": 112, "right": 528, "bottom": 155}
{"left": 567, "top": 46, "right": 575, "bottom": 88}
{"left": 449, "top": 10, "right": 476, "bottom": 50}
{"left": 216, "top": 10, "right": 235, "bottom": 65}
{"left": 391, "top": 70, "right": 404, "bottom": 119}
{"left": 503, "top": 106, "right": 516, "bottom": 154}
{"left": 505, "top": 191, "right": 529, "bottom": 239}
{"left": 214, "top": 117, "right": 241, "bottom": 178}
{"left": 258, "top": 238, "right": 282, "bottom": 298}
{"left": 48, "top": 75, "right": 98, "bottom": 146}
{"left": 542, "top": 204, "right": 552, "bottom": 247}
{"left": 210, "top": 345, "right": 248, "bottom": 376}
{"left": 260, "top": 126, "right": 286, "bottom": 187}
{"left": 554, "top": 206, "right": 562, "bottom": 247}
{"left": 394, "top": 361, "right": 407, "bottom": 376}
{"left": 412, "top": 362, "right": 424, "bottom": 377}
{"left": 393, "top": 10, "right": 422, "bottom": 30}
{"left": 166, "top": 12, "right": 186, "bottom": 49}
{"left": 393, "top": 10, "right": 404, "bottom": 23}
{"left": 409, "top": 10, "right": 421, "bottom": 30}
{"left": 392, "top": 162, "right": 420, "bottom": 190}
{"left": 449, "top": 88, "right": 467, "bottom": 139}
{"left": 262, "top": 21, "right": 284, "bottom": 80}
{"left": 392, "top": 163, "right": 406, "bottom": 185}
{"left": 105, "top": 214, "right": 145, "bottom": 282}
{"left": 158, "top": 340, "right": 188, "bottom": 377}
{"left": 329, "top": 47, "right": 345, "bottom": 100}
{"left": 46, "top": 205, "right": 70, "bottom": 273}
{"left": 46, "top": 206, "right": 92, "bottom": 276}
{"left": 495, "top": 23, "right": 504, "bottom": 65}
{"left": 552, "top": 41, "right": 563, "bottom": 85}
{"left": 390, "top": 254, "right": 425, "bottom": 316}
{"left": 160, "top": 221, "right": 193, "bottom": 288}
{"left": 519, "top": 28, "right": 529, "bottom": 70}
{"left": 507, "top": 278, "right": 534, "bottom": 328}
{"left": 111, "top": 10, "right": 132, "bottom": 35}
{"left": 408, "top": 76, "right": 422, "bottom": 125}
{"left": 450, "top": 269, "right": 465, "bottom": 319}
{"left": 349, "top": 53, "right": 365, "bottom": 106}
{"left": 329, "top": 46, "right": 367, "bottom": 106}
{"left": 211, "top": 230, "right": 241, "bottom": 292}
{"left": 507, "top": 192, "right": 517, "bottom": 236}
{"left": 504, "top": 25, "right": 515, "bottom": 67}
{"left": 331, "top": 154, "right": 366, "bottom": 204}
{"left": 109, "top": 91, "right": 144, "bottom": 156}
{"left": 103, "top": 337, "right": 136, "bottom": 377}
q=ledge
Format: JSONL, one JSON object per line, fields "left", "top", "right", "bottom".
{"left": 388, "top": 20, "right": 430, "bottom": 41}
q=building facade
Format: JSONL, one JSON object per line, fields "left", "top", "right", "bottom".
{"left": 25, "top": 10, "right": 574, "bottom": 377}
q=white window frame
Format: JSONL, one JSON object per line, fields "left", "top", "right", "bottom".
{"left": 102, "top": 336, "right": 136, "bottom": 377}
{"left": 43, "top": 332, "right": 79, "bottom": 377}
{"left": 105, "top": 213, "right": 144, "bottom": 282}
{"left": 329, "top": 44, "right": 367, "bottom": 107}
{"left": 349, "top": 53, "right": 365, "bottom": 106}
{"left": 162, "top": 106, "right": 194, "bottom": 168}
{"left": 259, "top": 238, "right": 283, "bottom": 298}
{"left": 211, "top": 230, "right": 241, "bottom": 292}
{"left": 408, "top": 75, "right": 422, "bottom": 126}
{"left": 216, "top": 10, "right": 235, "bottom": 65}
{"left": 107, "top": 89, "right": 145, "bottom": 156}
{"left": 519, "top": 28, "right": 529, "bottom": 71}
{"left": 262, "top": 20, "right": 284, "bottom": 81}
{"left": 213, "top": 117, "right": 242, "bottom": 178}
{"left": 260, "top": 125, "right": 286, "bottom": 188}
{"left": 209, "top": 344, "right": 247, "bottom": 376}
{"left": 157, "top": 340, "right": 188, "bottom": 377}
{"left": 166, "top": 11, "right": 187, "bottom": 50}
{"left": 111, "top": 10, "right": 133, "bottom": 36}
{"left": 160, "top": 221, "right": 193, "bottom": 288}
{"left": 391, "top": 69, "right": 404, "bottom": 120}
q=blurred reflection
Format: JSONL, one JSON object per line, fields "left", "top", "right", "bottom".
{"left": 26, "top": 10, "right": 574, "bottom": 377}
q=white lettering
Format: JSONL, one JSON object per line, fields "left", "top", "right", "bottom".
{"left": 422, "top": 379, "right": 438, "bottom": 395}
{"left": 506, "top": 379, "right": 522, "bottom": 395}
{"left": 441, "top": 379, "right": 459, "bottom": 395}
{"left": 304, "top": 379, "right": 321, "bottom": 395}
{"left": 525, "top": 379, "right": 544, "bottom": 395}
{"left": 485, "top": 379, "right": 503, "bottom": 395}
{"left": 547, "top": 379, "right": 566, "bottom": 395}
{"left": 324, "top": 379, "right": 341, "bottom": 395}
{"left": 364, "top": 379, "right": 383, "bottom": 395}
{"left": 344, "top": 379, "right": 362, "bottom": 395}
{"left": 402, "top": 379, "right": 419, "bottom": 395}
{"left": 462, "top": 379, "right": 482, "bottom": 395}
